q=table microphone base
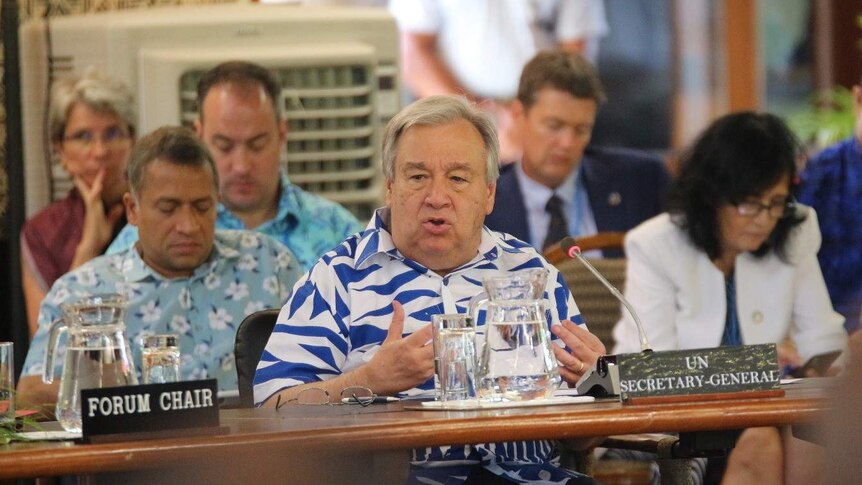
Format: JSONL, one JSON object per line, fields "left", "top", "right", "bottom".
{"left": 575, "top": 356, "right": 620, "bottom": 398}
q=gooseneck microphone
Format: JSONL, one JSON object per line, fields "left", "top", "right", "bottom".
{"left": 560, "top": 237, "right": 652, "bottom": 353}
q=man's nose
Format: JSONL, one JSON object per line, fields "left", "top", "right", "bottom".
{"left": 556, "top": 127, "right": 577, "bottom": 149}
{"left": 424, "top": 177, "right": 451, "bottom": 207}
{"left": 175, "top": 208, "right": 202, "bottom": 233}
{"left": 225, "top": 148, "right": 252, "bottom": 174}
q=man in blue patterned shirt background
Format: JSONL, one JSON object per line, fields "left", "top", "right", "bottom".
{"left": 18, "top": 126, "right": 301, "bottom": 410}
{"left": 255, "top": 96, "right": 605, "bottom": 484}
{"left": 107, "top": 61, "right": 363, "bottom": 271}
{"left": 799, "top": 77, "right": 862, "bottom": 334}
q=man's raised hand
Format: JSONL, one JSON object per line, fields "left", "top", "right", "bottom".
{"left": 365, "top": 301, "right": 435, "bottom": 395}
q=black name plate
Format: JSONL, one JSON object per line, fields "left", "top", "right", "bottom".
{"left": 81, "top": 379, "right": 220, "bottom": 440}
{"left": 616, "top": 344, "right": 780, "bottom": 401}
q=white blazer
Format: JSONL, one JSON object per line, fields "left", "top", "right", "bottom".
{"left": 613, "top": 207, "right": 847, "bottom": 362}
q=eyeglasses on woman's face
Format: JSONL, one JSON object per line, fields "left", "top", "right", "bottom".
{"left": 62, "top": 126, "right": 131, "bottom": 154}
{"left": 734, "top": 197, "right": 795, "bottom": 219}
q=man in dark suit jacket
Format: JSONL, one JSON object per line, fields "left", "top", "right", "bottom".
{"left": 485, "top": 51, "right": 669, "bottom": 256}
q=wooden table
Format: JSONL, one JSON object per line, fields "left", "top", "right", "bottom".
{"left": 0, "top": 380, "right": 833, "bottom": 483}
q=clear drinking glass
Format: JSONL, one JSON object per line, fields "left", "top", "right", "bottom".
{"left": 141, "top": 334, "right": 181, "bottom": 384}
{"left": 432, "top": 314, "right": 477, "bottom": 402}
{"left": 0, "top": 342, "right": 13, "bottom": 424}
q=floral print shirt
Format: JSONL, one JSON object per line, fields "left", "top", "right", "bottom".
{"left": 23, "top": 230, "right": 301, "bottom": 392}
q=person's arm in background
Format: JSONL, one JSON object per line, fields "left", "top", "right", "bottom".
{"left": 20, "top": 224, "right": 60, "bottom": 338}
{"left": 399, "top": 31, "right": 480, "bottom": 102}
{"left": 390, "top": 0, "right": 481, "bottom": 102}
{"left": 555, "top": 0, "right": 609, "bottom": 63}
{"left": 16, "top": 293, "right": 66, "bottom": 413}
{"left": 787, "top": 210, "right": 848, "bottom": 369}
{"left": 558, "top": 38, "right": 588, "bottom": 54}
{"left": 16, "top": 377, "right": 60, "bottom": 414}
{"left": 21, "top": 256, "right": 45, "bottom": 337}
{"left": 68, "top": 169, "right": 126, "bottom": 269}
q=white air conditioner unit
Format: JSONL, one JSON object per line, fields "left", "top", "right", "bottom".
{"left": 19, "top": 3, "right": 400, "bottom": 222}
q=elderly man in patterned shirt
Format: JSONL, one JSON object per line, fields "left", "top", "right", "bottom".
{"left": 18, "top": 126, "right": 301, "bottom": 410}
{"left": 107, "top": 61, "right": 363, "bottom": 271}
{"left": 255, "top": 96, "right": 605, "bottom": 484}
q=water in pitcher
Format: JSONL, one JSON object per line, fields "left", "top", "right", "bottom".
{"left": 43, "top": 294, "right": 139, "bottom": 432}
{"left": 55, "top": 344, "right": 135, "bottom": 433}
{"left": 477, "top": 319, "right": 559, "bottom": 401}
{"left": 469, "top": 269, "right": 562, "bottom": 402}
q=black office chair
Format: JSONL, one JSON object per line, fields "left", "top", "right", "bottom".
{"left": 234, "top": 309, "right": 280, "bottom": 408}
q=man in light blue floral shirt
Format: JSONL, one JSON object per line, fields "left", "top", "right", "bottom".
{"left": 107, "top": 61, "right": 363, "bottom": 271}
{"left": 18, "top": 126, "right": 301, "bottom": 408}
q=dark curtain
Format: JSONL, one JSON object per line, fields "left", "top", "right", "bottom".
{"left": 2, "top": 0, "right": 30, "bottom": 379}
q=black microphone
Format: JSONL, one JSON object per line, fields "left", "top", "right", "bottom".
{"left": 558, "top": 237, "right": 652, "bottom": 397}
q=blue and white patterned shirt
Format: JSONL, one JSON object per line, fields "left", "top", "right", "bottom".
{"left": 254, "top": 209, "right": 585, "bottom": 480}
{"left": 23, "top": 230, "right": 301, "bottom": 392}
{"left": 107, "top": 171, "right": 364, "bottom": 271}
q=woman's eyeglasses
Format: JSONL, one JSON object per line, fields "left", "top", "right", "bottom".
{"left": 735, "top": 198, "right": 796, "bottom": 219}
{"left": 275, "top": 386, "right": 378, "bottom": 410}
{"left": 62, "top": 127, "right": 131, "bottom": 153}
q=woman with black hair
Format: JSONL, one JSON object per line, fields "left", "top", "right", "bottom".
{"left": 611, "top": 111, "right": 847, "bottom": 484}
{"left": 613, "top": 111, "right": 846, "bottom": 366}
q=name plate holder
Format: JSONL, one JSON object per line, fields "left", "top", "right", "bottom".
{"left": 81, "top": 379, "right": 228, "bottom": 443}
{"left": 616, "top": 344, "right": 783, "bottom": 404}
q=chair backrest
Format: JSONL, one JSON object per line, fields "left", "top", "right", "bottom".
{"left": 554, "top": 257, "right": 627, "bottom": 352}
{"left": 543, "top": 232, "right": 625, "bottom": 264}
{"left": 235, "top": 309, "right": 280, "bottom": 408}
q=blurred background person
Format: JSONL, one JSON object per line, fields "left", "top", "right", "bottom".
{"left": 20, "top": 69, "right": 135, "bottom": 337}
{"left": 389, "top": 0, "right": 608, "bottom": 163}
{"left": 484, "top": 50, "right": 668, "bottom": 255}
{"left": 798, "top": 76, "right": 862, "bottom": 334}
{"left": 613, "top": 111, "right": 848, "bottom": 485}
{"left": 107, "top": 61, "right": 363, "bottom": 272}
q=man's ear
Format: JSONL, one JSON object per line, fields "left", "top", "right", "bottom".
{"left": 278, "top": 118, "right": 288, "bottom": 145}
{"left": 384, "top": 178, "right": 393, "bottom": 207}
{"left": 193, "top": 118, "right": 203, "bottom": 137}
{"left": 511, "top": 99, "right": 526, "bottom": 123}
{"left": 124, "top": 193, "right": 139, "bottom": 227}
{"left": 485, "top": 181, "right": 496, "bottom": 215}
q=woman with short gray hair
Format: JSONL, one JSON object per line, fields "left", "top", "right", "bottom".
{"left": 21, "top": 69, "right": 136, "bottom": 335}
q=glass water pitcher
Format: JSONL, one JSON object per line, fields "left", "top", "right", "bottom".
{"left": 43, "top": 294, "right": 138, "bottom": 432}
{"left": 469, "top": 268, "right": 561, "bottom": 401}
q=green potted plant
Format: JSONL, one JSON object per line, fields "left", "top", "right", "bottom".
{"left": 787, "top": 86, "right": 855, "bottom": 151}
{"left": 786, "top": 14, "right": 862, "bottom": 151}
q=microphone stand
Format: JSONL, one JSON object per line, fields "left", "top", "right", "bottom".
{"left": 559, "top": 238, "right": 652, "bottom": 397}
